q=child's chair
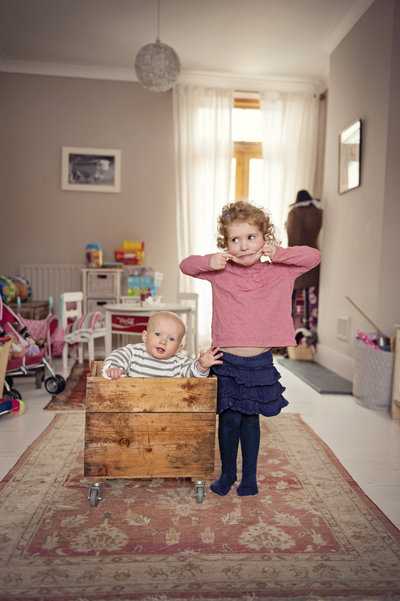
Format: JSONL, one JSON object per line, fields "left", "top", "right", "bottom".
{"left": 178, "top": 292, "right": 199, "bottom": 358}
{"left": 61, "top": 291, "right": 106, "bottom": 371}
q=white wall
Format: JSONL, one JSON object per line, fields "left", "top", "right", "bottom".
{"left": 317, "top": 0, "right": 400, "bottom": 379}
{"left": 0, "top": 73, "right": 179, "bottom": 302}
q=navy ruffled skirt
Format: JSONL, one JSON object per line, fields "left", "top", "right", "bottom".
{"left": 211, "top": 350, "right": 288, "bottom": 416}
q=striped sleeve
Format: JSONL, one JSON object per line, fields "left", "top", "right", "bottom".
{"left": 102, "top": 344, "right": 209, "bottom": 378}
{"left": 102, "top": 344, "right": 138, "bottom": 378}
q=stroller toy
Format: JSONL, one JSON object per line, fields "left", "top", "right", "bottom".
{"left": 0, "top": 296, "right": 66, "bottom": 399}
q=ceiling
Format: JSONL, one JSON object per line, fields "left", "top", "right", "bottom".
{"left": 0, "top": 0, "right": 374, "bottom": 90}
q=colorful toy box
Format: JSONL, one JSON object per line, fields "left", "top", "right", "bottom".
{"left": 114, "top": 241, "right": 145, "bottom": 265}
{"left": 126, "top": 268, "right": 163, "bottom": 298}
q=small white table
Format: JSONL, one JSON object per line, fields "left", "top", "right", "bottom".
{"left": 103, "top": 303, "right": 195, "bottom": 358}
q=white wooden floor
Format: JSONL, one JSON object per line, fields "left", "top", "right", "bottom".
{"left": 1, "top": 356, "right": 399, "bottom": 529}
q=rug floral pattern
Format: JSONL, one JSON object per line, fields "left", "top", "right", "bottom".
{"left": 0, "top": 412, "right": 399, "bottom": 601}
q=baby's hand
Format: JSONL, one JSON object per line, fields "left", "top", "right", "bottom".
{"left": 197, "top": 347, "right": 223, "bottom": 372}
{"left": 106, "top": 367, "right": 126, "bottom": 380}
{"left": 210, "top": 252, "right": 232, "bottom": 270}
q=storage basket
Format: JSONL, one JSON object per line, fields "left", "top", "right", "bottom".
{"left": 87, "top": 299, "right": 108, "bottom": 313}
{"left": 353, "top": 337, "right": 394, "bottom": 411}
{"left": 8, "top": 300, "right": 49, "bottom": 319}
{"left": 86, "top": 271, "right": 120, "bottom": 296}
{"left": 287, "top": 344, "right": 314, "bottom": 361}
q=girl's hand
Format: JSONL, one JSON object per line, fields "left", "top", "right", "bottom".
{"left": 210, "top": 252, "right": 233, "bottom": 270}
{"left": 106, "top": 367, "right": 126, "bottom": 379}
{"left": 197, "top": 347, "right": 223, "bottom": 372}
{"left": 261, "top": 242, "right": 277, "bottom": 261}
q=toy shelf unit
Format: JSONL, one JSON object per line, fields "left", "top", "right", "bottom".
{"left": 82, "top": 268, "right": 122, "bottom": 313}
{"left": 82, "top": 267, "right": 163, "bottom": 314}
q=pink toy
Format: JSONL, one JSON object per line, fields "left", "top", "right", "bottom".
{"left": 357, "top": 329, "right": 382, "bottom": 351}
{"left": 0, "top": 297, "right": 66, "bottom": 399}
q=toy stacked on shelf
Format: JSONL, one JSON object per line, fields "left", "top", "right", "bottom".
{"left": 113, "top": 241, "right": 162, "bottom": 300}
{"left": 126, "top": 268, "right": 163, "bottom": 300}
{"left": 114, "top": 241, "right": 145, "bottom": 266}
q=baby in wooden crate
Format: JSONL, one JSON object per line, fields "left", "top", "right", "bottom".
{"left": 102, "top": 310, "right": 222, "bottom": 379}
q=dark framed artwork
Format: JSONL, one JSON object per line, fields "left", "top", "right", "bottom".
{"left": 61, "top": 147, "right": 121, "bottom": 193}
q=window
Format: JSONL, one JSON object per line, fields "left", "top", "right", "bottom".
{"left": 231, "top": 95, "right": 263, "bottom": 202}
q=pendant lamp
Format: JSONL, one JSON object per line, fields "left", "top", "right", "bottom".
{"left": 135, "top": 0, "right": 181, "bottom": 92}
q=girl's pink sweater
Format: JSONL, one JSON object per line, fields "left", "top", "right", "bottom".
{"left": 179, "top": 245, "right": 321, "bottom": 348}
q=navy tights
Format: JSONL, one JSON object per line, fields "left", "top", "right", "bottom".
{"left": 210, "top": 409, "right": 260, "bottom": 496}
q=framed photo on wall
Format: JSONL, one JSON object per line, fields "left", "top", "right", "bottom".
{"left": 338, "top": 120, "right": 362, "bottom": 194}
{"left": 61, "top": 147, "right": 121, "bottom": 192}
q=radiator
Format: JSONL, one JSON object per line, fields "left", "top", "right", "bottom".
{"left": 19, "top": 264, "right": 84, "bottom": 309}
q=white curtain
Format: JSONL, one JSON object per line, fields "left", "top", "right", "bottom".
{"left": 173, "top": 84, "right": 234, "bottom": 346}
{"left": 260, "top": 91, "right": 319, "bottom": 242}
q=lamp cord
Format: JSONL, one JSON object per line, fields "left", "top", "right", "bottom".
{"left": 156, "top": 0, "right": 160, "bottom": 42}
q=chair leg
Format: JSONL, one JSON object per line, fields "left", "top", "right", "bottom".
{"left": 88, "top": 338, "right": 95, "bottom": 363}
{"left": 78, "top": 343, "right": 83, "bottom": 365}
{"left": 62, "top": 344, "right": 69, "bottom": 372}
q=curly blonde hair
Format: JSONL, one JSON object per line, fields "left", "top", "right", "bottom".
{"left": 216, "top": 201, "right": 278, "bottom": 250}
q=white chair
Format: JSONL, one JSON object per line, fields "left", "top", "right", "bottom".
{"left": 61, "top": 291, "right": 106, "bottom": 371}
{"left": 178, "top": 292, "right": 199, "bottom": 358}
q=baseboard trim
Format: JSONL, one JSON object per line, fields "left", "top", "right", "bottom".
{"left": 315, "top": 344, "right": 354, "bottom": 382}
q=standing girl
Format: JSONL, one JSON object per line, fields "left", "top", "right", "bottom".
{"left": 180, "top": 201, "right": 321, "bottom": 497}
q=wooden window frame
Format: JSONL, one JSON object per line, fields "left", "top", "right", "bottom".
{"left": 233, "top": 94, "right": 262, "bottom": 200}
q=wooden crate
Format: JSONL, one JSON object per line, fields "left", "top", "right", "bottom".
{"left": 84, "top": 362, "right": 217, "bottom": 481}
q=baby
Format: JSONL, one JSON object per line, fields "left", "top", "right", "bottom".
{"left": 102, "top": 310, "right": 222, "bottom": 379}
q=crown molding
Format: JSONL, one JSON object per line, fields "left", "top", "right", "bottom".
{"left": 0, "top": 59, "right": 136, "bottom": 82}
{"left": 0, "top": 59, "right": 327, "bottom": 94}
{"left": 178, "top": 70, "right": 326, "bottom": 94}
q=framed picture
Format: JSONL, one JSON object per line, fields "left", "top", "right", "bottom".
{"left": 61, "top": 147, "right": 121, "bottom": 193}
{"left": 338, "top": 120, "right": 362, "bottom": 194}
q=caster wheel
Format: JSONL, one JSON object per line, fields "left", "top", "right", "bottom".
{"left": 194, "top": 483, "right": 205, "bottom": 504}
{"left": 45, "top": 376, "right": 60, "bottom": 394}
{"left": 10, "top": 388, "right": 22, "bottom": 400}
{"left": 55, "top": 374, "right": 66, "bottom": 393}
{"left": 89, "top": 484, "right": 102, "bottom": 507}
{"left": 5, "top": 375, "right": 14, "bottom": 388}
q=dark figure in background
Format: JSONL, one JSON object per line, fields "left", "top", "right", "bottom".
{"left": 286, "top": 190, "right": 322, "bottom": 332}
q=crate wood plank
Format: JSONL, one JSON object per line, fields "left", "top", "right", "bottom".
{"left": 86, "top": 376, "right": 217, "bottom": 413}
{"left": 84, "top": 412, "right": 216, "bottom": 478}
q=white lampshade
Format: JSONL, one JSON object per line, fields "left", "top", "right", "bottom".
{"left": 135, "top": 39, "right": 181, "bottom": 93}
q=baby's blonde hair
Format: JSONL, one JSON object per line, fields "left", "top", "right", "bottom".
{"left": 216, "top": 201, "right": 278, "bottom": 250}
{"left": 147, "top": 311, "right": 186, "bottom": 342}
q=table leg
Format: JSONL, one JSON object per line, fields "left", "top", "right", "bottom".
{"left": 105, "top": 311, "right": 112, "bottom": 357}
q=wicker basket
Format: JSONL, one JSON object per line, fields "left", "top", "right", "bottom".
{"left": 287, "top": 344, "right": 314, "bottom": 361}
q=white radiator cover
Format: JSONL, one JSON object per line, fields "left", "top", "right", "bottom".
{"left": 19, "top": 264, "right": 83, "bottom": 309}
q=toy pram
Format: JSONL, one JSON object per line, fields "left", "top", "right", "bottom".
{"left": 85, "top": 361, "right": 217, "bottom": 506}
{"left": 0, "top": 297, "right": 66, "bottom": 399}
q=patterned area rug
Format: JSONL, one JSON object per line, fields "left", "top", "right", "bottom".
{"left": 1, "top": 413, "right": 399, "bottom": 601}
{"left": 44, "top": 360, "right": 89, "bottom": 410}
